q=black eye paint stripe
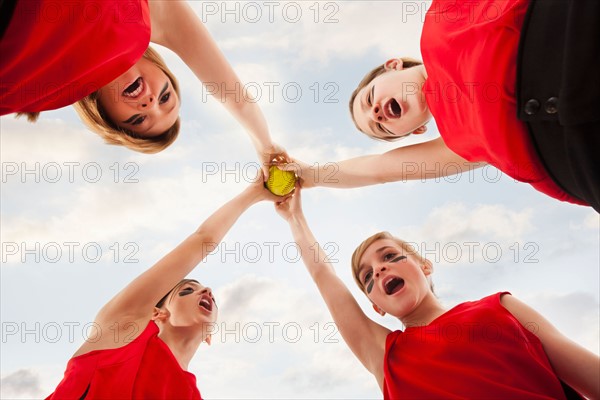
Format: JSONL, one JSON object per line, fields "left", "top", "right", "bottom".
{"left": 366, "top": 279, "right": 374, "bottom": 294}
{"left": 179, "top": 288, "right": 194, "bottom": 297}
{"left": 391, "top": 255, "right": 406, "bottom": 263}
{"left": 123, "top": 113, "right": 141, "bottom": 124}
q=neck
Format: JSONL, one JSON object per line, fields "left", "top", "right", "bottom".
{"left": 157, "top": 324, "right": 206, "bottom": 370}
{"left": 418, "top": 63, "right": 428, "bottom": 80}
{"left": 400, "top": 293, "right": 446, "bottom": 328}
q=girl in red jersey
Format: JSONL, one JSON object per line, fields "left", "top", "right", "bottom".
{"left": 47, "top": 175, "right": 282, "bottom": 399}
{"left": 1, "top": 0, "right": 285, "bottom": 166}
{"left": 285, "top": 0, "right": 600, "bottom": 212}
{"left": 275, "top": 186, "right": 600, "bottom": 399}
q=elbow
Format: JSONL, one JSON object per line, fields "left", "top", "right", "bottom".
{"left": 193, "top": 228, "right": 218, "bottom": 249}
{"left": 375, "top": 173, "right": 389, "bottom": 185}
{"left": 372, "top": 169, "right": 392, "bottom": 185}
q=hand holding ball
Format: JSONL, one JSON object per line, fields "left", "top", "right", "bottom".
{"left": 265, "top": 165, "right": 296, "bottom": 196}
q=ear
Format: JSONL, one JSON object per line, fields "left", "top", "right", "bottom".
{"left": 421, "top": 259, "right": 434, "bottom": 276}
{"left": 412, "top": 125, "right": 428, "bottom": 135}
{"left": 384, "top": 58, "right": 404, "bottom": 71}
{"left": 205, "top": 334, "right": 212, "bottom": 346}
{"left": 372, "top": 304, "right": 386, "bottom": 316}
{"left": 151, "top": 307, "right": 169, "bottom": 322}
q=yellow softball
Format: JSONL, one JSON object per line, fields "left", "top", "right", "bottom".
{"left": 265, "top": 165, "right": 296, "bottom": 196}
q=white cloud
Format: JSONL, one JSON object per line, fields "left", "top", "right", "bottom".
{"left": 421, "top": 202, "right": 534, "bottom": 244}
{"left": 0, "top": 369, "right": 44, "bottom": 399}
{"left": 281, "top": 345, "right": 378, "bottom": 397}
{"left": 195, "top": 2, "right": 426, "bottom": 67}
{"left": 191, "top": 274, "right": 379, "bottom": 399}
{"left": 217, "top": 274, "right": 327, "bottom": 325}
{"left": 583, "top": 211, "right": 599, "bottom": 231}
{"left": 1, "top": 2, "right": 598, "bottom": 398}
{"left": 0, "top": 117, "right": 98, "bottom": 163}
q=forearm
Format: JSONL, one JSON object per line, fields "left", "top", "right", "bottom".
{"left": 287, "top": 214, "right": 334, "bottom": 282}
{"left": 316, "top": 155, "right": 389, "bottom": 188}
{"left": 308, "top": 138, "right": 483, "bottom": 189}
{"left": 155, "top": 1, "right": 273, "bottom": 151}
{"left": 99, "top": 186, "right": 261, "bottom": 321}
{"left": 285, "top": 212, "right": 390, "bottom": 376}
{"left": 229, "top": 100, "right": 274, "bottom": 152}
{"left": 194, "top": 186, "right": 261, "bottom": 245}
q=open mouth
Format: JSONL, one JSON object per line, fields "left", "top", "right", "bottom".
{"left": 383, "top": 276, "right": 405, "bottom": 295}
{"left": 122, "top": 77, "right": 144, "bottom": 98}
{"left": 384, "top": 98, "right": 402, "bottom": 119}
{"left": 198, "top": 296, "right": 213, "bottom": 312}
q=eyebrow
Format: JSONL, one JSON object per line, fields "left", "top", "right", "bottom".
{"left": 358, "top": 88, "right": 376, "bottom": 135}
{"left": 376, "top": 246, "right": 394, "bottom": 254}
{"left": 159, "top": 81, "right": 168, "bottom": 99}
{"left": 181, "top": 283, "right": 202, "bottom": 290}
{"left": 360, "top": 85, "right": 371, "bottom": 114}
{"left": 357, "top": 264, "right": 366, "bottom": 278}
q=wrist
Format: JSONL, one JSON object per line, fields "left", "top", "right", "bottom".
{"left": 240, "top": 186, "right": 262, "bottom": 205}
{"left": 287, "top": 213, "right": 306, "bottom": 226}
{"left": 256, "top": 141, "right": 275, "bottom": 153}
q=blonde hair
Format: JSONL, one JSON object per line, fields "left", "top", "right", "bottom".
{"left": 348, "top": 57, "right": 423, "bottom": 142}
{"left": 15, "top": 112, "right": 40, "bottom": 122}
{"left": 16, "top": 47, "right": 181, "bottom": 154}
{"left": 351, "top": 231, "right": 434, "bottom": 294}
{"left": 74, "top": 46, "right": 181, "bottom": 154}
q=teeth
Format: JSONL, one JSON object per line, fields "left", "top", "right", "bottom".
{"left": 123, "top": 78, "right": 143, "bottom": 98}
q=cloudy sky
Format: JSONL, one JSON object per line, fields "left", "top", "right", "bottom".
{"left": 1, "top": 1, "right": 598, "bottom": 399}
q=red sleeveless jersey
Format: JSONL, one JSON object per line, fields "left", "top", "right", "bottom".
{"left": 383, "top": 293, "right": 567, "bottom": 399}
{"left": 0, "top": 0, "right": 150, "bottom": 115}
{"left": 47, "top": 321, "right": 201, "bottom": 399}
{"left": 421, "top": 0, "right": 585, "bottom": 206}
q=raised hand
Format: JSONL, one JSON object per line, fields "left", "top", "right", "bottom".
{"left": 274, "top": 182, "right": 303, "bottom": 222}
{"left": 280, "top": 158, "right": 317, "bottom": 188}
{"left": 247, "top": 168, "right": 291, "bottom": 204}
{"left": 257, "top": 143, "right": 290, "bottom": 180}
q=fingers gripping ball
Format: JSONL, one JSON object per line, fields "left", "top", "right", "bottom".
{"left": 266, "top": 166, "right": 296, "bottom": 196}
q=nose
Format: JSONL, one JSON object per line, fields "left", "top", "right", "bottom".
{"left": 139, "top": 94, "right": 155, "bottom": 110}
{"left": 375, "top": 265, "right": 387, "bottom": 278}
{"left": 370, "top": 103, "right": 384, "bottom": 122}
{"left": 201, "top": 287, "right": 212, "bottom": 295}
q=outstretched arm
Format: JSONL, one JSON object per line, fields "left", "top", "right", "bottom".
{"left": 79, "top": 175, "right": 280, "bottom": 353}
{"left": 149, "top": 0, "right": 286, "bottom": 173}
{"left": 501, "top": 294, "right": 600, "bottom": 399}
{"left": 287, "top": 137, "right": 484, "bottom": 188}
{"left": 275, "top": 187, "right": 391, "bottom": 388}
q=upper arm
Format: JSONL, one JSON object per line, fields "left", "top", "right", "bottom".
{"left": 148, "top": 0, "right": 186, "bottom": 47}
{"left": 501, "top": 294, "right": 600, "bottom": 399}
{"left": 74, "top": 231, "right": 215, "bottom": 353}
{"left": 96, "top": 230, "right": 215, "bottom": 325}
{"left": 148, "top": 1, "right": 241, "bottom": 92}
